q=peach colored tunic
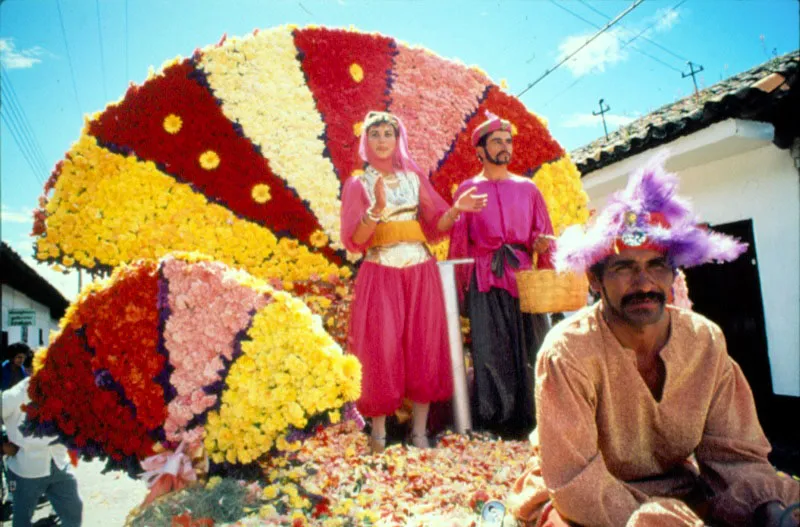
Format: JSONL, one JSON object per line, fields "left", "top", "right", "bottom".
{"left": 509, "top": 303, "right": 799, "bottom": 526}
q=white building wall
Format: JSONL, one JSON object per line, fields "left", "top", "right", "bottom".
{"left": 1, "top": 284, "right": 61, "bottom": 350}
{"left": 582, "top": 143, "right": 800, "bottom": 396}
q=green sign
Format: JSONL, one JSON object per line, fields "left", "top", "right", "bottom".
{"left": 8, "top": 309, "right": 36, "bottom": 327}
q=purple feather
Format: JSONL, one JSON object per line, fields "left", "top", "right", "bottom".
{"left": 555, "top": 153, "right": 748, "bottom": 272}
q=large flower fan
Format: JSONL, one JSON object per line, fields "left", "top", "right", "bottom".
{"left": 32, "top": 25, "right": 588, "bottom": 280}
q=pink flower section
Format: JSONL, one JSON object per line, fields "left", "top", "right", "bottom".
{"left": 161, "top": 258, "right": 270, "bottom": 442}
{"left": 671, "top": 269, "right": 693, "bottom": 310}
{"left": 389, "top": 46, "right": 491, "bottom": 176}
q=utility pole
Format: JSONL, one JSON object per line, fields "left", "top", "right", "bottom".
{"left": 593, "top": 98, "right": 611, "bottom": 140}
{"left": 682, "top": 61, "right": 704, "bottom": 96}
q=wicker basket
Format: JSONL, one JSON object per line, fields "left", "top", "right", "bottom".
{"left": 517, "top": 255, "right": 589, "bottom": 314}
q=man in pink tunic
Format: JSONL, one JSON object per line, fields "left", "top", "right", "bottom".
{"left": 448, "top": 111, "right": 555, "bottom": 439}
{"left": 508, "top": 157, "right": 799, "bottom": 526}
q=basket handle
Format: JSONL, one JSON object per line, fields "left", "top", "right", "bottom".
{"left": 532, "top": 234, "right": 557, "bottom": 268}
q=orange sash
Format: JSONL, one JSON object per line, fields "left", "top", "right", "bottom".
{"left": 369, "top": 220, "right": 427, "bottom": 247}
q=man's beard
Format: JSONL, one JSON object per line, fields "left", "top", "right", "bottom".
{"left": 487, "top": 150, "right": 511, "bottom": 165}
{"left": 604, "top": 289, "right": 667, "bottom": 327}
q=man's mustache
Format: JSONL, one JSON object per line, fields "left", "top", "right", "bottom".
{"left": 621, "top": 291, "right": 666, "bottom": 307}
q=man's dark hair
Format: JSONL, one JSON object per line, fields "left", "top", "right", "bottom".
{"left": 588, "top": 260, "right": 606, "bottom": 280}
{"left": 476, "top": 134, "right": 489, "bottom": 149}
{"left": 6, "top": 342, "right": 31, "bottom": 362}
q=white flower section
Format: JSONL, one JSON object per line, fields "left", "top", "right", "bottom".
{"left": 198, "top": 27, "right": 343, "bottom": 250}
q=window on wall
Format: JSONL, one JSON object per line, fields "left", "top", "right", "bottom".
{"left": 39, "top": 328, "right": 44, "bottom": 346}
{"left": 21, "top": 326, "right": 29, "bottom": 343}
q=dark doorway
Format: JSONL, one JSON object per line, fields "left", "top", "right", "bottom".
{"left": 682, "top": 219, "right": 774, "bottom": 431}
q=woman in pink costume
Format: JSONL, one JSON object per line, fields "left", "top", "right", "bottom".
{"left": 340, "top": 111, "right": 486, "bottom": 453}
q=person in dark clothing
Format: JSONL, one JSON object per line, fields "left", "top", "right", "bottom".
{"left": 1, "top": 342, "right": 30, "bottom": 391}
{"left": 448, "top": 111, "right": 555, "bottom": 439}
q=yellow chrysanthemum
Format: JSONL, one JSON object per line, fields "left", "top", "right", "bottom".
{"left": 309, "top": 230, "right": 329, "bottom": 248}
{"left": 532, "top": 156, "right": 589, "bottom": 235}
{"left": 262, "top": 484, "right": 279, "bottom": 499}
{"left": 251, "top": 183, "right": 272, "bottom": 204}
{"left": 511, "top": 123, "right": 519, "bottom": 136}
{"left": 163, "top": 113, "right": 183, "bottom": 134}
{"left": 32, "top": 348, "right": 49, "bottom": 375}
{"left": 349, "top": 63, "right": 364, "bottom": 82}
{"left": 198, "top": 150, "right": 220, "bottom": 170}
{"left": 353, "top": 121, "right": 363, "bottom": 137}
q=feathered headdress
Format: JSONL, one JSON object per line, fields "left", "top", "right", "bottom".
{"left": 555, "top": 153, "right": 747, "bottom": 273}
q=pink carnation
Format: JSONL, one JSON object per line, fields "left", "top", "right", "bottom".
{"left": 389, "top": 47, "right": 490, "bottom": 175}
{"left": 161, "top": 257, "right": 269, "bottom": 443}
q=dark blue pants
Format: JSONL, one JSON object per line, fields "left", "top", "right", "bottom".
{"left": 6, "top": 460, "right": 82, "bottom": 527}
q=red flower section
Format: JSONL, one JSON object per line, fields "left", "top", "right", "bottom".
{"left": 432, "top": 85, "right": 565, "bottom": 203}
{"left": 294, "top": 28, "right": 395, "bottom": 182}
{"left": 26, "top": 327, "right": 155, "bottom": 461}
{"left": 87, "top": 59, "right": 324, "bottom": 254}
{"left": 75, "top": 262, "right": 166, "bottom": 432}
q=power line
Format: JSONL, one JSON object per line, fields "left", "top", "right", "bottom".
{"left": 542, "top": 75, "right": 585, "bottom": 108}
{"left": 1, "top": 110, "right": 47, "bottom": 185}
{"left": 578, "top": 0, "right": 689, "bottom": 63}
{"left": 551, "top": 0, "right": 683, "bottom": 74}
{"left": 95, "top": 0, "right": 108, "bottom": 100}
{"left": 540, "top": 0, "right": 689, "bottom": 109}
{"left": 55, "top": 0, "right": 84, "bottom": 118}
{"left": 517, "top": 0, "right": 645, "bottom": 98}
{"left": 0, "top": 72, "right": 50, "bottom": 176}
{"left": 1, "top": 67, "right": 50, "bottom": 182}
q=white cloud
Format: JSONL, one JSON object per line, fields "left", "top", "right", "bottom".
{"left": 562, "top": 112, "right": 636, "bottom": 129}
{"left": 557, "top": 6, "right": 683, "bottom": 77}
{"left": 1, "top": 205, "right": 32, "bottom": 223}
{"left": 0, "top": 38, "right": 45, "bottom": 69}
{"left": 655, "top": 8, "right": 680, "bottom": 32}
{"left": 558, "top": 29, "right": 628, "bottom": 77}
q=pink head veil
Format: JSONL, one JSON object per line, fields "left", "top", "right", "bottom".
{"left": 358, "top": 111, "right": 422, "bottom": 175}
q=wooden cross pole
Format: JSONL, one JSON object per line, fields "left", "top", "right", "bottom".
{"left": 593, "top": 98, "right": 611, "bottom": 140}
{"left": 682, "top": 61, "right": 705, "bottom": 96}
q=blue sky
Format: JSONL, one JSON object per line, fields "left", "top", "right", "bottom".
{"left": 2, "top": 0, "right": 798, "bottom": 299}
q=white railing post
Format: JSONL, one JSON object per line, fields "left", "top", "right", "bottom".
{"left": 437, "top": 258, "right": 474, "bottom": 433}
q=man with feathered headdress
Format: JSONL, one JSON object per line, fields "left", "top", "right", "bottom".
{"left": 508, "top": 156, "right": 799, "bottom": 527}
{"left": 448, "top": 111, "right": 555, "bottom": 439}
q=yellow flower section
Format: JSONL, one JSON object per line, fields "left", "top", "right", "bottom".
{"left": 204, "top": 292, "right": 362, "bottom": 465}
{"left": 533, "top": 155, "right": 590, "bottom": 235}
{"left": 35, "top": 135, "right": 348, "bottom": 282}
{"left": 198, "top": 26, "right": 344, "bottom": 252}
